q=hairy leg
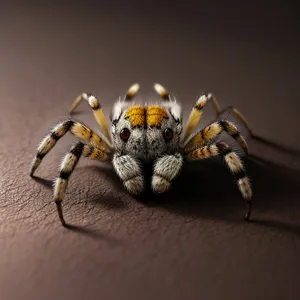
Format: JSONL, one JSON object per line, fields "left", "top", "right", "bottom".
{"left": 184, "top": 120, "right": 248, "bottom": 154}
{"left": 54, "top": 142, "right": 109, "bottom": 225}
{"left": 187, "top": 142, "right": 252, "bottom": 220}
{"left": 182, "top": 95, "right": 208, "bottom": 143}
{"left": 70, "top": 93, "right": 112, "bottom": 143}
{"left": 151, "top": 153, "right": 183, "bottom": 193}
{"left": 30, "top": 119, "right": 111, "bottom": 176}
{"left": 112, "top": 154, "right": 144, "bottom": 194}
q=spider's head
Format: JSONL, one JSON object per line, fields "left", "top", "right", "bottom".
{"left": 111, "top": 101, "right": 148, "bottom": 160}
{"left": 110, "top": 83, "right": 183, "bottom": 161}
{"left": 110, "top": 84, "right": 147, "bottom": 160}
{"left": 145, "top": 83, "right": 183, "bottom": 160}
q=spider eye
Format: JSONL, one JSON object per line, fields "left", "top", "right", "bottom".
{"left": 120, "top": 128, "right": 131, "bottom": 141}
{"left": 164, "top": 128, "right": 173, "bottom": 141}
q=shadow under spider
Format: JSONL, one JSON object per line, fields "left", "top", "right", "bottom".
{"left": 71, "top": 153, "right": 300, "bottom": 238}
{"left": 134, "top": 155, "right": 300, "bottom": 236}
{"left": 31, "top": 137, "right": 300, "bottom": 237}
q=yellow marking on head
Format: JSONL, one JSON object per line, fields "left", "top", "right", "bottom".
{"left": 124, "top": 105, "right": 145, "bottom": 127}
{"left": 146, "top": 105, "right": 169, "bottom": 127}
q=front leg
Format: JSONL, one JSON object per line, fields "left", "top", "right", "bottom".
{"left": 152, "top": 153, "right": 183, "bottom": 193}
{"left": 112, "top": 154, "right": 145, "bottom": 194}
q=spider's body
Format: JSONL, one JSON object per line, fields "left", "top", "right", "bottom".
{"left": 30, "top": 83, "right": 252, "bottom": 226}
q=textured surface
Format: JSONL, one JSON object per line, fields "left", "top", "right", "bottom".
{"left": 1, "top": 1, "right": 300, "bottom": 300}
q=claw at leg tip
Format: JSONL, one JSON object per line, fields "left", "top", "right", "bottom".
{"left": 244, "top": 201, "right": 252, "bottom": 221}
{"left": 29, "top": 168, "right": 35, "bottom": 177}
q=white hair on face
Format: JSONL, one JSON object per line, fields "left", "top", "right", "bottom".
{"left": 162, "top": 100, "right": 182, "bottom": 121}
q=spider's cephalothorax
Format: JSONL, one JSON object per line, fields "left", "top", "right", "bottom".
{"left": 30, "top": 83, "right": 253, "bottom": 226}
{"left": 110, "top": 89, "right": 183, "bottom": 161}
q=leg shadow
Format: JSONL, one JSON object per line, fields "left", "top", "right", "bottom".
{"left": 136, "top": 156, "right": 300, "bottom": 236}
{"left": 63, "top": 223, "right": 120, "bottom": 243}
{"left": 251, "top": 133, "right": 300, "bottom": 157}
{"left": 31, "top": 175, "right": 53, "bottom": 189}
{"left": 78, "top": 165, "right": 129, "bottom": 210}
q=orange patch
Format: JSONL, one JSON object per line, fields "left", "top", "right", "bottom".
{"left": 124, "top": 105, "right": 169, "bottom": 128}
{"left": 146, "top": 105, "right": 169, "bottom": 127}
{"left": 124, "top": 106, "right": 145, "bottom": 127}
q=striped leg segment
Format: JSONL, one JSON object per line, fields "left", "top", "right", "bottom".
{"left": 30, "top": 120, "right": 110, "bottom": 176}
{"left": 216, "top": 105, "right": 253, "bottom": 135}
{"left": 70, "top": 93, "right": 111, "bottom": 143}
{"left": 182, "top": 95, "right": 208, "bottom": 143}
{"left": 182, "top": 93, "right": 223, "bottom": 143}
{"left": 204, "top": 94, "right": 253, "bottom": 135}
{"left": 184, "top": 120, "right": 248, "bottom": 154}
{"left": 153, "top": 83, "right": 171, "bottom": 101}
{"left": 186, "top": 142, "right": 252, "bottom": 220}
{"left": 124, "top": 83, "right": 140, "bottom": 101}
{"left": 54, "top": 142, "right": 109, "bottom": 225}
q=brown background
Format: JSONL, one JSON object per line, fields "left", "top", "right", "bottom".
{"left": 0, "top": 1, "right": 300, "bottom": 300}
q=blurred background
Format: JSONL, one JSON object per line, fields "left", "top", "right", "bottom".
{"left": 0, "top": 1, "right": 299, "bottom": 300}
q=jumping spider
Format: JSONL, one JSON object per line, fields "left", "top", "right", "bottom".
{"left": 30, "top": 83, "right": 252, "bottom": 226}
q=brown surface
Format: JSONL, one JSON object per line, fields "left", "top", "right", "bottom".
{"left": 1, "top": 1, "right": 300, "bottom": 300}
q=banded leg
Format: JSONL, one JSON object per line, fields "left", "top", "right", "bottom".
{"left": 154, "top": 83, "right": 171, "bottom": 101}
{"left": 214, "top": 104, "right": 253, "bottom": 136}
{"left": 70, "top": 93, "right": 111, "bottom": 143}
{"left": 112, "top": 154, "right": 144, "bottom": 194}
{"left": 124, "top": 83, "right": 140, "bottom": 101}
{"left": 184, "top": 120, "right": 248, "bottom": 154}
{"left": 187, "top": 142, "right": 252, "bottom": 220}
{"left": 182, "top": 93, "right": 252, "bottom": 143}
{"left": 204, "top": 93, "right": 253, "bottom": 135}
{"left": 152, "top": 153, "right": 183, "bottom": 193}
{"left": 55, "top": 142, "right": 109, "bottom": 225}
{"left": 30, "top": 120, "right": 110, "bottom": 176}
{"left": 182, "top": 95, "right": 208, "bottom": 143}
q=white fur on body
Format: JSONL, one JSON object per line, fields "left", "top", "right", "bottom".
{"left": 112, "top": 154, "right": 144, "bottom": 194}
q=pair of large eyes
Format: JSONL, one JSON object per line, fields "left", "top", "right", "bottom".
{"left": 119, "top": 128, "right": 174, "bottom": 141}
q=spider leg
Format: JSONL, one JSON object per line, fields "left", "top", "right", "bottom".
{"left": 54, "top": 142, "right": 109, "bottom": 225}
{"left": 153, "top": 83, "right": 171, "bottom": 101}
{"left": 182, "top": 93, "right": 253, "bottom": 144}
{"left": 30, "top": 120, "right": 111, "bottom": 176}
{"left": 124, "top": 83, "right": 140, "bottom": 101}
{"left": 112, "top": 154, "right": 144, "bottom": 194}
{"left": 186, "top": 142, "right": 252, "bottom": 220}
{"left": 184, "top": 120, "right": 248, "bottom": 154}
{"left": 152, "top": 153, "right": 183, "bottom": 193}
{"left": 70, "top": 92, "right": 112, "bottom": 143}
{"left": 181, "top": 95, "right": 208, "bottom": 143}
{"left": 208, "top": 94, "right": 253, "bottom": 135}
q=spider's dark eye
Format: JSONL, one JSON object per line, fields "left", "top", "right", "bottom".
{"left": 120, "top": 128, "right": 131, "bottom": 141}
{"left": 164, "top": 128, "right": 173, "bottom": 141}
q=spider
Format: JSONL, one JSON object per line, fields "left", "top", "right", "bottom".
{"left": 30, "top": 83, "right": 252, "bottom": 226}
